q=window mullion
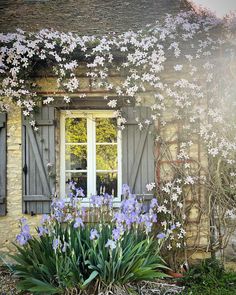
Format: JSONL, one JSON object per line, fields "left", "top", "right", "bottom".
{"left": 92, "top": 116, "right": 96, "bottom": 195}
{"left": 60, "top": 114, "right": 66, "bottom": 198}
{"left": 87, "top": 115, "right": 96, "bottom": 197}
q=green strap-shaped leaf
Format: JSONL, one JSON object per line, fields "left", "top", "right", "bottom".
{"left": 82, "top": 270, "right": 99, "bottom": 288}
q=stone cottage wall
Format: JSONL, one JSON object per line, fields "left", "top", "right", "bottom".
{"left": 0, "top": 106, "right": 41, "bottom": 258}
{"left": 0, "top": 0, "right": 233, "bottom": 268}
{"left": 0, "top": 67, "right": 210, "bottom": 263}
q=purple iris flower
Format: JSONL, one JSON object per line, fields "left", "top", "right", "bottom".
{"left": 40, "top": 214, "right": 50, "bottom": 224}
{"left": 145, "top": 221, "right": 152, "bottom": 233}
{"left": 16, "top": 234, "right": 28, "bottom": 246}
{"left": 38, "top": 226, "right": 48, "bottom": 236}
{"left": 75, "top": 187, "right": 85, "bottom": 198}
{"left": 90, "top": 229, "right": 99, "bottom": 240}
{"left": 74, "top": 217, "right": 84, "bottom": 228}
{"left": 150, "top": 213, "right": 158, "bottom": 222}
{"left": 81, "top": 206, "right": 86, "bottom": 217}
{"left": 112, "top": 227, "right": 122, "bottom": 241}
{"left": 104, "top": 193, "right": 113, "bottom": 207}
{"left": 90, "top": 195, "right": 103, "bottom": 207}
{"left": 125, "top": 216, "right": 132, "bottom": 229}
{"left": 53, "top": 238, "right": 60, "bottom": 251}
{"left": 105, "top": 239, "right": 116, "bottom": 250}
{"left": 56, "top": 199, "right": 66, "bottom": 210}
{"left": 130, "top": 211, "right": 138, "bottom": 223}
{"left": 16, "top": 218, "right": 32, "bottom": 245}
{"left": 150, "top": 198, "right": 158, "bottom": 208}
{"left": 122, "top": 184, "right": 131, "bottom": 197}
{"left": 114, "top": 212, "right": 125, "bottom": 223}
{"left": 64, "top": 213, "right": 73, "bottom": 222}
{"left": 20, "top": 217, "right": 28, "bottom": 224}
{"left": 53, "top": 210, "right": 64, "bottom": 222}
{"left": 157, "top": 233, "right": 166, "bottom": 239}
{"left": 22, "top": 223, "right": 30, "bottom": 233}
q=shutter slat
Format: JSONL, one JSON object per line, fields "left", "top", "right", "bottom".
{"left": 121, "top": 106, "right": 155, "bottom": 197}
{"left": 0, "top": 113, "right": 7, "bottom": 216}
{"left": 23, "top": 195, "right": 53, "bottom": 201}
{"left": 23, "top": 106, "right": 55, "bottom": 214}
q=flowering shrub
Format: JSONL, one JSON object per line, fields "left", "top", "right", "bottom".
{"left": 1, "top": 8, "right": 236, "bottom": 264}
{"left": 12, "top": 183, "right": 173, "bottom": 293}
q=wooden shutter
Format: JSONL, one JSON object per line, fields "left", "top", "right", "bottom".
{"left": 0, "top": 113, "right": 7, "bottom": 216}
{"left": 23, "top": 106, "right": 56, "bottom": 215}
{"left": 121, "top": 106, "right": 155, "bottom": 198}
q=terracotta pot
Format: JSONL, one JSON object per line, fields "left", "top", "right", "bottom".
{"left": 166, "top": 270, "right": 184, "bottom": 278}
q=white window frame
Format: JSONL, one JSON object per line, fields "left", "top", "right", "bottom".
{"left": 60, "top": 110, "right": 122, "bottom": 205}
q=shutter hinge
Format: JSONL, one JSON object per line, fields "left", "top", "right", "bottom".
{"left": 23, "top": 164, "right": 28, "bottom": 174}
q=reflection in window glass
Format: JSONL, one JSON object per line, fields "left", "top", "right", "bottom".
{"left": 96, "top": 118, "right": 117, "bottom": 143}
{"left": 65, "top": 145, "right": 87, "bottom": 170}
{"left": 65, "top": 118, "right": 87, "bottom": 143}
{"left": 96, "top": 145, "right": 117, "bottom": 170}
{"left": 96, "top": 172, "right": 117, "bottom": 197}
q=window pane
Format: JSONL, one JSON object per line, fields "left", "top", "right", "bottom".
{"left": 65, "top": 118, "right": 87, "bottom": 143}
{"left": 96, "top": 145, "right": 117, "bottom": 170}
{"left": 65, "top": 172, "right": 87, "bottom": 196}
{"left": 96, "top": 118, "right": 117, "bottom": 143}
{"left": 66, "top": 145, "right": 87, "bottom": 170}
{"left": 96, "top": 172, "right": 117, "bottom": 197}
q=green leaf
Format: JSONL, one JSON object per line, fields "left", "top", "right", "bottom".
{"left": 17, "top": 278, "right": 60, "bottom": 294}
{"left": 82, "top": 270, "right": 99, "bottom": 287}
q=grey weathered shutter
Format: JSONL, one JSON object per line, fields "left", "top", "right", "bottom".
{"left": 23, "top": 106, "right": 56, "bottom": 215}
{"left": 0, "top": 113, "right": 7, "bottom": 216}
{"left": 122, "top": 106, "right": 155, "bottom": 198}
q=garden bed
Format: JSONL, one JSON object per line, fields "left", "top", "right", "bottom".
{"left": 0, "top": 266, "right": 184, "bottom": 295}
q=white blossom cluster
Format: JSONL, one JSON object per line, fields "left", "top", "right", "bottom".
{"left": 0, "top": 11, "right": 236, "bottom": 251}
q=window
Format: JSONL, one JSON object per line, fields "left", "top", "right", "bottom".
{"left": 60, "top": 110, "right": 122, "bottom": 203}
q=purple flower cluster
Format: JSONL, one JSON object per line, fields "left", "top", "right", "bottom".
{"left": 68, "top": 181, "right": 85, "bottom": 198}
{"left": 113, "top": 191, "right": 158, "bottom": 235}
{"left": 16, "top": 184, "right": 171, "bottom": 251}
{"left": 16, "top": 218, "right": 32, "bottom": 246}
{"left": 52, "top": 238, "right": 69, "bottom": 253}
{"left": 90, "top": 193, "right": 113, "bottom": 208}
{"left": 50, "top": 195, "right": 85, "bottom": 224}
{"left": 51, "top": 198, "right": 67, "bottom": 222}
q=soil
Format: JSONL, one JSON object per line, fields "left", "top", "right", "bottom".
{"left": 0, "top": 266, "right": 31, "bottom": 295}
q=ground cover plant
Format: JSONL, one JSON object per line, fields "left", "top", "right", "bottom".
{"left": 12, "top": 183, "right": 173, "bottom": 294}
{"left": 180, "top": 258, "right": 236, "bottom": 295}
